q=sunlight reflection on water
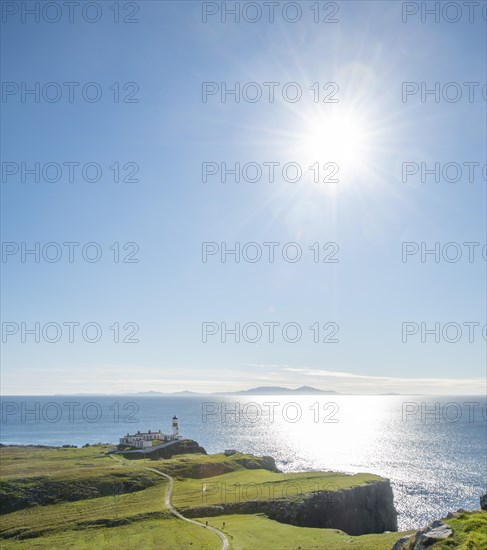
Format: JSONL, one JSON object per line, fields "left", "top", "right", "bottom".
{"left": 198, "top": 396, "right": 486, "bottom": 529}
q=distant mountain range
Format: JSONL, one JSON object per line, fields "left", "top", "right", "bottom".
{"left": 50, "top": 386, "right": 408, "bottom": 397}
{"left": 214, "top": 385, "right": 340, "bottom": 395}
{"left": 124, "top": 386, "right": 340, "bottom": 396}
{"left": 52, "top": 386, "right": 339, "bottom": 396}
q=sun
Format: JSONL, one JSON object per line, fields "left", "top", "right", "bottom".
{"left": 295, "top": 105, "right": 372, "bottom": 179}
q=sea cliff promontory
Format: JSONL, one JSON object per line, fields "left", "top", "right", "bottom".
{"left": 3, "top": 443, "right": 484, "bottom": 549}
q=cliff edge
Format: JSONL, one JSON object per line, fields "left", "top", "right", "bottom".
{"left": 185, "top": 478, "right": 397, "bottom": 535}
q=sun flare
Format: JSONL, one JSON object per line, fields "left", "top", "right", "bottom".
{"left": 296, "top": 106, "right": 372, "bottom": 178}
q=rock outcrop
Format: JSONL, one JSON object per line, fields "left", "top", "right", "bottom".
{"left": 119, "top": 439, "right": 207, "bottom": 460}
{"left": 185, "top": 479, "right": 397, "bottom": 536}
{"left": 392, "top": 520, "right": 453, "bottom": 549}
{"left": 235, "top": 455, "right": 281, "bottom": 473}
{"left": 481, "top": 493, "right": 487, "bottom": 511}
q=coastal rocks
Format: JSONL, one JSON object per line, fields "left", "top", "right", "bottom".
{"left": 120, "top": 439, "right": 207, "bottom": 460}
{"left": 481, "top": 494, "right": 487, "bottom": 511}
{"left": 185, "top": 480, "right": 397, "bottom": 536}
{"left": 261, "top": 456, "right": 281, "bottom": 473}
{"left": 151, "top": 439, "right": 207, "bottom": 459}
{"left": 446, "top": 508, "right": 467, "bottom": 519}
{"left": 179, "top": 462, "right": 234, "bottom": 479}
{"left": 392, "top": 535, "right": 412, "bottom": 549}
{"left": 418, "top": 521, "right": 453, "bottom": 545}
{"left": 236, "top": 455, "right": 281, "bottom": 473}
{"left": 392, "top": 520, "right": 453, "bottom": 549}
{"left": 169, "top": 454, "right": 281, "bottom": 479}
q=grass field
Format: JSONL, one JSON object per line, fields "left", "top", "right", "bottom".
{"left": 172, "top": 468, "right": 382, "bottom": 509}
{"left": 0, "top": 517, "right": 219, "bottom": 550}
{"left": 139, "top": 451, "right": 277, "bottom": 478}
{"left": 0, "top": 445, "right": 218, "bottom": 548}
{"left": 0, "top": 445, "right": 115, "bottom": 478}
{"left": 2, "top": 445, "right": 484, "bottom": 549}
{"left": 198, "top": 513, "right": 413, "bottom": 550}
{"left": 0, "top": 445, "right": 161, "bottom": 515}
{"left": 138, "top": 452, "right": 382, "bottom": 510}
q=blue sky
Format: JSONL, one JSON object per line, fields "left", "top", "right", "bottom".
{"left": 1, "top": 1, "right": 486, "bottom": 395}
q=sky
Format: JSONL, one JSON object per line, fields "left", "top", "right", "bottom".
{"left": 1, "top": 1, "right": 486, "bottom": 395}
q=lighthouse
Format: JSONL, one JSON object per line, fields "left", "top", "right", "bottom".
{"left": 172, "top": 415, "right": 179, "bottom": 437}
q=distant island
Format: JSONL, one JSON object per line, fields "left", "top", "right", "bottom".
{"left": 214, "top": 385, "right": 340, "bottom": 395}
{"left": 48, "top": 386, "right": 410, "bottom": 397}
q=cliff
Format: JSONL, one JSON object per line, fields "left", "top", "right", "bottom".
{"left": 184, "top": 478, "right": 397, "bottom": 536}
{"left": 118, "top": 439, "right": 207, "bottom": 460}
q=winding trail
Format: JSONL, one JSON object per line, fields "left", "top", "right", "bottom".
{"left": 110, "top": 454, "right": 229, "bottom": 550}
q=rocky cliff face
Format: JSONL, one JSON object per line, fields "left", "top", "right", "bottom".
{"left": 119, "top": 439, "right": 207, "bottom": 460}
{"left": 269, "top": 480, "right": 398, "bottom": 535}
{"left": 185, "top": 479, "right": 397, "bottom": 536}
{"left": 235, "top": 456, "right": 281, "bottom": 473}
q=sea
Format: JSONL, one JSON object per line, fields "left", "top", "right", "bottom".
{"left": 1, "top": 394, "right": 486, "bottom": 531}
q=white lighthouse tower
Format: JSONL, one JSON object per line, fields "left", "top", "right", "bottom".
{"left": 172, "top": 415, "right": 179, "bottom": 438}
